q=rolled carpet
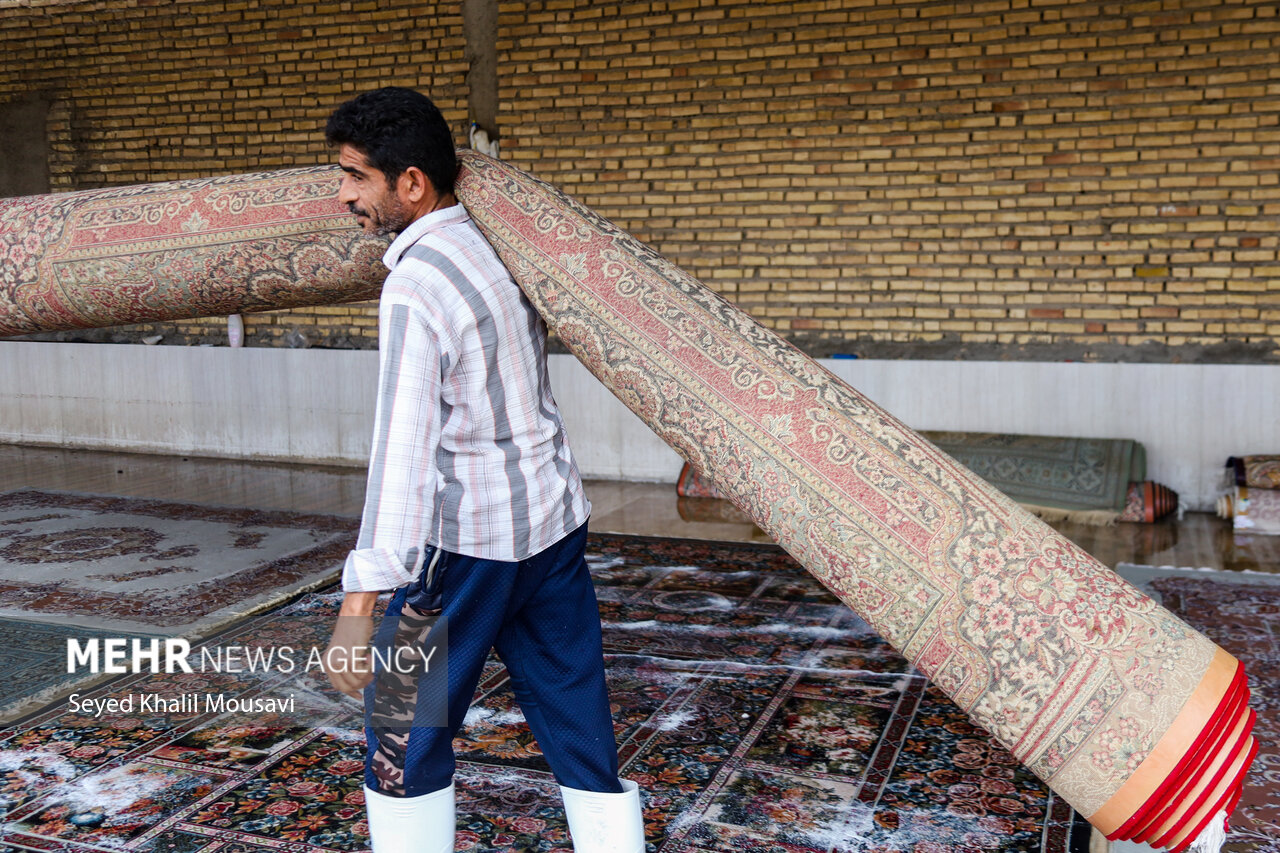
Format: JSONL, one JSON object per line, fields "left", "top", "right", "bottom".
{"left": 681, "top": 459, "right": 1181, "bottom": 524}
{"left": 0, "top": 168, "right": 387, "bottom": 336}
{"left": 0, "top": 157, "right": 1256, "bottom": 850}
{"left": 1226, "top": 456, "right": 1280, "bottom": 490}
{"left": 676, "top": 460, "right": 726, "bottom": 499}
{"left": 1217, "top": 486, "right": 1280, "bottom": 535}
{"left": 452, "top": 150, "right": 1254, "bottom": 850}
{"left": 921, "top": 431, "right": 1145, "bottom": 525}
{"left": 1118, "top": 481, "right": 1181, "bottom": 524}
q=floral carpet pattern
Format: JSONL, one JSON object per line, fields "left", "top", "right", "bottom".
{"left": 917, "top": 433, "right": 1144, "bottom": 516}
{"left": 0, "top": 533, "right": 1088, "bottom": 853}
{"left": 0, "top": 165, "right": 386, "bottom": 336}
{"left": 455, "top": 151, "right": 1247, "bottom": 833}
{"left": 0, "top": 489, "right": 355, "bottom": 634}
{"left": 1228, "top": 457, "right": 1280, "bottom": 490}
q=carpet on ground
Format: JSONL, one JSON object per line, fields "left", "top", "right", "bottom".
{"left": 1114, "top": 563, "right": 1280, "bottom": 853}
{"left": 0, "top": 533, "right": 1091, "bottom": 853}
{"left": 0, "top": 621, "right": 147, "bottom": 727}
{"left": 0, "top": 489, "right": 355, "bottom": 721}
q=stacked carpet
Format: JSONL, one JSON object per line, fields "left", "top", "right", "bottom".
{"left": 1227, "top": 456, "right": 1280, "bottom": 490}
{"left": 676, "top": 460, "right": 727, "bottom": 500}
{"left": 676, "top": 461, "right": 760, "bottom": 525}
{"left": 1219, "top": 457, "right": 1280, "bottom": 535}
{"left": 1218, "top": 488, "right": 1280, "bottom": 536}
{"left": 674, "top": 495, "right": 756, "bottom": 526}
{"left": 0, "top": 155, "right": 1258, "bottom": 851}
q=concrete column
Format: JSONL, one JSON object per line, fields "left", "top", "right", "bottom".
{"left": 0, "top": 96, "right": 50, "bottom": 196}
{"left": 462, "top": 0, "right": 499, "bottom": 141}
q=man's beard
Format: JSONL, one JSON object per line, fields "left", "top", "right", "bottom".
{"left": 349, "top": 197, "right": 413, "bottom": 236}
{"left": 372, "top": 202, "right": 412, "bottom": 236}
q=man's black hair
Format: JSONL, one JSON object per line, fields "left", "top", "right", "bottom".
{"left": 325, "top": 87, "right": 458, "bottom": 195}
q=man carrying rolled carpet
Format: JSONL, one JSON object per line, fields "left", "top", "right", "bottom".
{"left": 320, "top": 86, "right": 644, "bottom": 853}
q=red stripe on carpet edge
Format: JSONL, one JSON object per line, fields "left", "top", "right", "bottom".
{"left": 1226, "top": 765, "right": 1248, "bottom": 815}
{"left": 1110, "top": 664, "right": 1247, "bottom": 840}
{"left": 1162, "top": 717, "right": 1255, "bottom": 849}
{"left": 1129, "top": 687, "right": 1249, "bottom": 843}
{"left": 1126, "top": 678, "right": 1247, "bottom": 841}
{"left": 1148, "top": 709, "right": 1255, "bottom": 849}
{"left": 1146, "top": 677, "right": 1250, "bottom": 833}
{"left": 1166, "top": 733, "right": 1259, "bottom": 853}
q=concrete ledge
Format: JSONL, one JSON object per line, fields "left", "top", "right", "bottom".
{"left": 2, "top": 341, "right": 1275, "bottom": 509}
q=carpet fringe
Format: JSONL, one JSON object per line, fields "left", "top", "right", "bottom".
{"left": 1020, "top": 504, "right": 1121, "bottom": 526}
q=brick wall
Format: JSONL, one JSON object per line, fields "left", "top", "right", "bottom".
{"left": 6, "top": 0, "right": 1280, "bottom": 361}
{"left": 3, "top": 0, "right": 466, "bottom": 348}
{"left": 499, "top": 0, "right": 1280, "bottom": 362}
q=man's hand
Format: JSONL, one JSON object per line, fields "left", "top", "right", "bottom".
{"left": 323, "top": 592, "right": 379, "bottom": 699}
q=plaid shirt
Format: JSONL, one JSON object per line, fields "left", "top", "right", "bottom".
{"left": 341, "top": 204, "right": 591, "bottom": 592}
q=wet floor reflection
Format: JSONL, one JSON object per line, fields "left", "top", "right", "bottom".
{"left": 2, "top": 443, "right": 1277, "bottom": 574}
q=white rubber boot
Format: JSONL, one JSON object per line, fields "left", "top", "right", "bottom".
{"left": 560, "top": 779, "right": 645, "bottom": 853}
{"left": 362, "top": 783, "right": 455, "bottom": 853}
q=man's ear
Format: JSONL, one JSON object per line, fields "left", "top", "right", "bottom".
{"left": 397, "top": 166, "right": 432, "bottom": 205}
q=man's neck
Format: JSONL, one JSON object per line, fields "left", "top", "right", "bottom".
{"left": 407, "top": 192, "right": 458, "bottom": 224}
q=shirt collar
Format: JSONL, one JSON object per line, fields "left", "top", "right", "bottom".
{"left": 381, "top": 204, "right": 470, "bottom": 270}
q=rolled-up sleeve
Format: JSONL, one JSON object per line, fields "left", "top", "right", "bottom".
{"left": 342, "top": 287, "right": 444, "bottom": 592}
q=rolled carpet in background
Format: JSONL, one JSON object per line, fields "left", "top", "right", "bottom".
{"left": 1226, "top": 456, "right": 1280, "bottom": 490}
{"left": 0, "top": 157, "right": 1256, "bottom": 851}
{"left": 454, "top": 150, "right": 1254, "bottom": 851}
{"left": 920, "top": 431, "right": 1144, "bottom": 525}
{"left": 0, "top": 169, "right": 387, "bottom": 337}
{"left": 676, "top": 459, "right": 727, "bottom": 499}
{"left": 1118, "top": 481, "right": 1180, "bottom": 524}
{"left": 680, "top": 458, "right": 1180, "bottom": 525}
{"left": 1218, "top": 486, "right": 1280, "bottom": 535}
